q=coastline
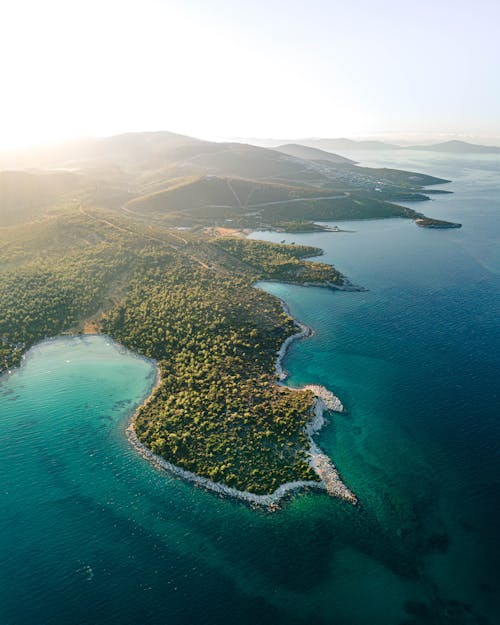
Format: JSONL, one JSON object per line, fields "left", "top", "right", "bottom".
{"left": 257, "top": 277, "right": 367, "bottom": 293}
{"left": 126, "top": 318, "right": 329, "bottom": 510}
{"left": 274, "top": 302, "right": 357, "bottom": 504}
{"left": 127, "top": 297, "right": 357, "bottom": 509}
{"left": 1, "top": 297, "right": 357, "bottom": 510}
{"left": 126, "top": 423, "right": 327, "bottom": 509}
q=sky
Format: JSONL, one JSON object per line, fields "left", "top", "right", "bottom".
{"left": 1, "top": 0, "right": 500, "bottom": 148}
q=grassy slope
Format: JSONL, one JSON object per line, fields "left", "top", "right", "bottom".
{"left": 124, "top": 175, "right": 422, "bottom": 229}
{"left": 125, "top": 176, "right": 337, "bottom": 213}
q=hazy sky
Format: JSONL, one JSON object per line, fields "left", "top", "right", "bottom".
{"left": 2, "top": 0, "right": 499, "bottom": 147}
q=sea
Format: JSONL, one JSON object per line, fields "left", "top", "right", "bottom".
{"left": 0, "top": 151, "right": 498, "bottom": 625}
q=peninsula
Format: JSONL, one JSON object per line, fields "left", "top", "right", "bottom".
{"left": 0, "top": 130, "right": 461, "bottom": 504}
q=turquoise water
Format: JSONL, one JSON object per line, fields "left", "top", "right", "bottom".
{"left": 1, "top": 152, "right": 499, "bottom": 624}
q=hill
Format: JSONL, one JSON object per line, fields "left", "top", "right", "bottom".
{"left": 407, "top": 140, "right": 500, "bottom": 154}
{"left": 153, "top": 141, "right": 333, "bottom": 184}
{"left": 1, "top": 134, "right": 344, "bottom": 193}
{"left": 0, "top": 131, "right": 206, "bottom": 171}
{"left": 0, "top": 131, "right": 451, "bottom": 231}
{"left": 125, "top": 176, "right": 345, "bottom": 222}
{"left": 274, "top": 144, "right": 356, "bottom": 164}
{"left": 295, "top": 138, "right": 401, "bottom": 151}
{"left": 124, "top": 174, "right": 422, "bottom": 229}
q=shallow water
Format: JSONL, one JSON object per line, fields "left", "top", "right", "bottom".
{"left": 1, "top": 152, "right": 499, "bottom": 624}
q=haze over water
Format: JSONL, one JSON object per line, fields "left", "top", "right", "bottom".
{"left": 0, "top": 151, "right": 499, "bottom": 624}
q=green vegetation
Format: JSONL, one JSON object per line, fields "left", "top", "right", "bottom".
{"left": 0, "top": 210, "right": 331, "bottom": 494}
{"left": 0, "top": 213, "right": 151, "bottom": 369}
{"left": 213, "top": 237, "right": 344, "bottom": 285}
{"left": 415, "top": 217, "right": 462, "bottom": 228}
{"left": 255, "top": 195, "right": 419, "bottom": 222}
{"left": 125, "top": 176, "right": 338, "bottom": 216}
{"left": 103, "top": 258, "right": 319, "bottom": 493}
{"left": 124, "top": 175, "right": 423, "bottom": 230}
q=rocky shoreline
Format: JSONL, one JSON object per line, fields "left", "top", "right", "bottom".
{"left": 258, "top": 277, "right": 367, "bottom": 293}
{"left": 126, "top": 300, "right": 357, "bottom": 510}
{"left": 275, "top": 318, "right": 312, "bottom": 381}
{"left": 305, "top": 398, "right": 357, "bottom": 503}
{"left": 275, "top": 311, "right": 357, "bottom": 505}
{"left": 304, "top": 385, "right": 345, "bottom": 413}
{"left": 126, "top": 422, "right": 326, "bottom": 509}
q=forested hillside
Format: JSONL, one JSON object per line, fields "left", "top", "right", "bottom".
{"left": 213, "top": 238, "right": 344, "bottom": 285}
{"left": 0, "top": 209, "right": 346, "bottom": 493}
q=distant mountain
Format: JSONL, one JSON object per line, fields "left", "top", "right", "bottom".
{"left": 274, "top": 144, "right": 356, "bottom": 164}
{"left": 407, "top": 140, "right": 500, "bottom": 154}
{"left": 0, "top": 133, "right": 335, "bottom": 188}
{"left": 232, "top": 136, "right": 500, "bottom": 154}
{"left": 156, "top": 141, "right": 332, "bottom": 183}
{"left": 0, "top": 131, "right": 206, "bottom": 171}
{"left": 297, "top": 138, "right": 401, "bottom": 151}
{"left": 0, "top": 131, "right": 449, "bottom": 230}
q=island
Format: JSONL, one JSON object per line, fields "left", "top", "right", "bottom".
{"left": 415, "top": 217, "right": 462, "bottom": 229}
{"left": 0, "top": 130, "right": 462, "bottom": 507}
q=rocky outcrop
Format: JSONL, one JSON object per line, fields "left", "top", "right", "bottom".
{"left": 304, "top": 385, "right": 345, "bottom": 412}
{"left": 309, "top": 444, "right": 357, "bottom": 504}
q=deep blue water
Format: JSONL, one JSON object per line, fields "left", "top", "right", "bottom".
{"left": 1, "top": 152, "right": 499, "bottom": 624}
